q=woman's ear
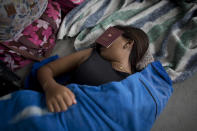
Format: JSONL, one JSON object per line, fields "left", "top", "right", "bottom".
{"left": 128, "top": 40, "right": 134, "bottom": 48}
{"left": 123, "top": 40, "right": 134, "bottom": 49}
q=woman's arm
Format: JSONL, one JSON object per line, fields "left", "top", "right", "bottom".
{"left": 37, "top": 48, "right": 93, "bottom": 89}
{"left": 37, "top": 48, "right": 93, "bottom": 112}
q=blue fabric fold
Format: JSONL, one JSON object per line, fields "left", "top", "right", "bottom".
{"left": 0, "top": 56, "right": 173, "bottom": 131}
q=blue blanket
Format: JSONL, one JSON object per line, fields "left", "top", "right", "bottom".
{"left": 0, "top": 57, "right": 173, "bottom": 131}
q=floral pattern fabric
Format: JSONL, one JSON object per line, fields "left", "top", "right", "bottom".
{"left": 0, "top": 0, "right": 61, "bottom": 71}
{"left": 55, "top": 0, "right": 84, "bottom": 15}
{"left": 0, "top": 0, "right": 48, "bottom": 42}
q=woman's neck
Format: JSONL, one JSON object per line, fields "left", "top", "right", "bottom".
{"left": 111, "top": 61, "right": 132, "bottom": 74}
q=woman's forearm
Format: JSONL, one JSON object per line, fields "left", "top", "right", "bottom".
{"left": 37, "top": 65, "right": 57, "bottom": 91}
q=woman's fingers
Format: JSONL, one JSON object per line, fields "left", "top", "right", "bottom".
{"left": 66, "top": 88, "right": 77, "bottom": 104}
{"left": 47, "top": 102, "right": 54, "bottom": 112}
{"left": 51, "top": 100, "right": 61, "bottom": 112}
{"left": 50, "top": 93, "right": 73, "bottom": 112}
{"left": 63, "top": 92, "right": 73, "bottom": 107}
{"left": 56, "top": 95, "right": 68, "bottom": 111}
{"left": 46, "top": 86, "right": 77, "bottom": 113}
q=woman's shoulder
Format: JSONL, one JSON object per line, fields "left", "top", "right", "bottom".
{"left": 76, "top": 48, "right": 94, "bottom": 65}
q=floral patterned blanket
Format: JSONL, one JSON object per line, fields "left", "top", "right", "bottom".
{"left": 0, "top": 0, "right": 61, "bottom": 70}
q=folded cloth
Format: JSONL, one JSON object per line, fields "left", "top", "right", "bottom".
{"left": 0, "top": 56, "right": 173, "bottom": 131}
{"left": 0, "top": 0, "right": 61, "bottom": 71}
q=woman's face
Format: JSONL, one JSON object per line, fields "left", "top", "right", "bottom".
{"left": 100, "top": 35, "right": 131, "bottom": 61}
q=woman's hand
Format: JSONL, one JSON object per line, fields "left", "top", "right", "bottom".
{"left": 44, "top": 82, "right": 77, "bottom": 112}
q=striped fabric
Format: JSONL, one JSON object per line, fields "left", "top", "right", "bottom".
{"left": 57, "top": 0, "right": 197, "bottom": 83}
{"left": 70, "top": 0, "right": 84, "bottom": 4}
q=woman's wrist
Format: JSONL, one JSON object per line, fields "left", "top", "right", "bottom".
{"left": 42, "top": 78, "right": 57, "bottom": 92}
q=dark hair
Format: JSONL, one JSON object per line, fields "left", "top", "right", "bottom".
{"left": 113, "top": 25, "right": 149, "bottom": 73}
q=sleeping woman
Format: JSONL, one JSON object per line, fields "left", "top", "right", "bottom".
{"left": 37, "top": 25, "right": 151, "bottom": 113}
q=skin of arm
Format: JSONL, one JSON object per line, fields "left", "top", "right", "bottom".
{"left": 37, "top": 48, "right": 93, "bottom": 112}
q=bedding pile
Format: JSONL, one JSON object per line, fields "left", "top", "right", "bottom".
{"left": 57, "top": 0, "right": 197, "bottom": 83}
{"left": 0, "top": 0, "right": 48, "bottom": 42}
{"left": 0, "top": 0, "right": 61, "bottom": 71}
{"left": 0, "top": 57, "right": 173, "bottom": 131}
